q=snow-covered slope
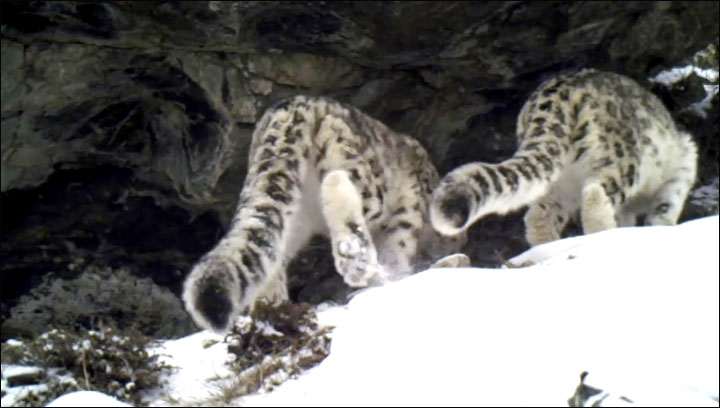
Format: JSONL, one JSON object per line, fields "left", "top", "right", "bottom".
{"left": 242, "top": 216, "right": 719, "bottom": 407}
{"left": 45, "top": 391, "right": 131, "bottom": 407}
{"left": 42, "top": 216, "right": 719, "bottom": 407}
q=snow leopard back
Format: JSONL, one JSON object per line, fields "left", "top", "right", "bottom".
{"left": 431, "top": 69, "right": 697, "bottom": 245}
{"left": 183, "top": 96, "right": 465, "bottom": 331}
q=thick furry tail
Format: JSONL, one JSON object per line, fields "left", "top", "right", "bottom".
{"left": 182, "top": 98, "right": 314, "bottom": 332}
{"left": 430, "top": 138, "right": 568, "bottom": 236}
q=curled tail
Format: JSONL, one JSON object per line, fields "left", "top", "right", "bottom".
{"left": 183, "top": 98, "right": 315, "bottom": 332}
{"left": 430, "top": 137, "right": 568, "bottom": 236}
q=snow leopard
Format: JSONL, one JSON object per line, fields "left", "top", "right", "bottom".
{"left": 430, "top": 69, "right": 698, "bottom": 246}
{"left": 183, "top": 96, "right": 466, "bottom": 332}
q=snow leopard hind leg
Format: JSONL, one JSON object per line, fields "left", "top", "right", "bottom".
{"left": 320, "top": 168, "right": 384, "bottom": 287}
{"left": 315, "top": 111, "right": 454, "bottom": 286}
{"left": 316, "top": 115, "right": 395, "bottom": 287}
{"left": 182, "top": 100, "right": 318, "bottom": 332}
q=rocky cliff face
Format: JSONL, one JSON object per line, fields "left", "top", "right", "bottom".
{"left": 1, "top": 1, "right": 718, "bottom": 337}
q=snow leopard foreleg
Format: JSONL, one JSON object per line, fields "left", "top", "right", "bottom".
{"left": 615, "top": 210, "right": 639, "bottom": 227}
{"left": 577, "top": 128, "right": 626, "bottom": 235}
{"left": 580, "top": 180, "right": 618, "bottom": 234}
{"left": 525, "top": 195, "right": 575, "bottom": 246}
{"left": 316, "top": 116, "right": 386, "bottom": 287}
{"left": 390, "top": 170, "right": 468, "bottom": 272}
{"left": 375, "top": 183, "right": 427, "bottom": 280}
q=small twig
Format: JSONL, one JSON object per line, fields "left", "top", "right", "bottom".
{"left": 81, "top": 350, "right": 91, "bottom": 390}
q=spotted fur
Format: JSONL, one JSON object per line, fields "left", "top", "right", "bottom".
{"left": 183, "top": 96, "right": 465, "bottom": 331}
{"left": 431, "top": 69, "right": 698, "bottom": 246}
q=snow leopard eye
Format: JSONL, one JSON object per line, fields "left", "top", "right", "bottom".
{"left": 654, "top": 203, "right": 670, "bottom": 214}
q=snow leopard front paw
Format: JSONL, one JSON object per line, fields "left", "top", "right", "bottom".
{"left": 334, "top": 234, "right": 386, "bottom": 287}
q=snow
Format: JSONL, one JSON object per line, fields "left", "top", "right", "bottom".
{"left": 648, "top": 64, "right": 719, "bottom": 118}
{"left": 1, "top": 383, "right": 49, "bottom": 407}
{"left": 1, "top": 365, "right": 45, "bottom": 407}
{"left": 145, "top": 330, "right": 234, "bottom": 405}
{"left": 240, "top": 215, "right": 720, "bottom": 407}
{"left": 45, "top": 391, "right": 131, "bottom": 407}
{"left": 30, "top": 216, "right": 720, "bottom": 407}
{"left": 649, "top": 65, "right": 718, "bottom": 86}
{"left": 1, "top": 365, "right": 44, "bottom": 380}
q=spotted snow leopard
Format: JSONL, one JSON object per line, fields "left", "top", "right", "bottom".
{"left": 183, "top": 96, "right": 466, "bottom": 331}
{"left": 431, "top": 69, "right": 697, "bottom": 246}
